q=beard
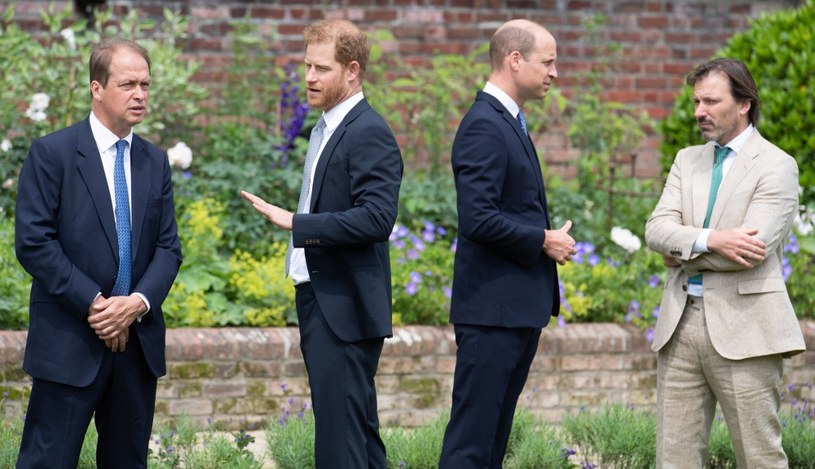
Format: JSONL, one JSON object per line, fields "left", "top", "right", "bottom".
{"left": 307, "top": 81, "right": 349, "bottom": 111}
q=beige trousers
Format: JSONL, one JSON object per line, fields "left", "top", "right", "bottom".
{"left": 656, "top": 297, "right": 787, "bottom": 469}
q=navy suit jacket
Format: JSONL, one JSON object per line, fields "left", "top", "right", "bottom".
{"left": 15, "top": 118, "right": 182, "bottom": 387}
{"left": 450, "top": 91, "right": 559, "bottom": 328}
{"left": 292, "top": 98, "right": 403, "bottom": 342}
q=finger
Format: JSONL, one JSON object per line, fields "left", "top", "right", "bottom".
{"left": 561, "top": 220, "right": 573, "bottom": 232}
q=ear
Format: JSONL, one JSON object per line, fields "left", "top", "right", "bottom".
{"left": 90, "top": 80, "right": 103, "bottom": 102}
{"left": 738, "top": 99, "right": 751, "bottom": 117}
{"left": 508, "top": 51, "right": 523, "bottom": 72}
{"left": 346, "top": 60, "right": 361, "bottom": 83}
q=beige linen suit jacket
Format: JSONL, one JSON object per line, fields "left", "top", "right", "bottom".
{"left": 645, "top": 130, "right": 806, "bottom": 360}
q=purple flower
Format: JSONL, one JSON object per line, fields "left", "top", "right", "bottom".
{"left": 587, "top": 254, "right": 601, "bottom": 266}
{"left": 645, "top": 327, "right": 655, "bottom": 342}
{"left": 406, "top": 249, "right": 419, "bottom": 260}
{"left": 390, "top": 224, "right": 409, "bottom": 241}
{"left": 785, "top": 234, "right": 799, "bottom": 254}
{"left": 451, "top": 237, "right": 458, "bottom": 253}
{"left": 436, "top": 226, "right": 447, "bottom": 236}
{"left": 409, "top": 235, "right": 426, "bottom": 251}
{"left": 648, "top": 274, "right": 660, "bottom": 288}
{"left": 652, "top": 306, "right": 660, "bottom": 318}
{"left": 443, "top": 286, "right": 452, "bottom": 298}
{"left": 405, "top": 282, "right": 418, "bottom": 296}
{"left": 409, "top": 271, "right": 422, "bottom": 284}
{"left": 782, "top": 256, "right": 792, "bottom": 282}
{"left": 392, "top": 239, "right": 405, "bottom": 249}
{"left": 558, "top": 315, "right": 566, "bottom": 328}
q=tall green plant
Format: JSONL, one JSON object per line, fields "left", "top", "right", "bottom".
{"left": 660, "top": 0, "right": 815, "bottom": 205}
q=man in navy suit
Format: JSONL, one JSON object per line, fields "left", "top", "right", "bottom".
{"left": 242, "top": 19, "right": 402, "bottom": 469}
{"left": 15, "top": 38, "right": 182, "bottom": 468}
{"left": 439, "top": 20, "right": 576, "bottom": 469}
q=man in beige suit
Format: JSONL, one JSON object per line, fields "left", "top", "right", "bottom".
{"left": 645, "top": 58, "right": 805, "bottom": 468}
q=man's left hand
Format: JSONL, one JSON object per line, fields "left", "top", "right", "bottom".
{"left": 241, "top": 190, "right": 294, "bottom": 231}
{"left": 88, "top": 294, "right": 145, "bottom": 342}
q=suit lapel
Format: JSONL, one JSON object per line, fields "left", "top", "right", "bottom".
{"left": 691, "top": 143, "right": 716, "bottom": 228}
{"left": 482, "top": 92, "right": 548, "bottom": 215}
{"left": 308, "top": 99, "right": 369, "bottom": 212}
{"left": 75, "top": 120, "right": 119, "bottom": 261}
{"left": 130, "top": 135, "right": 151, "bottom": 259}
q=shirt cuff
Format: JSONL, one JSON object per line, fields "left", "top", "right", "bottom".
{"left": 692, "top": 229, "right": 712, "bottom": 253}
{"left": 134, "top": 292, "right": 151, "bottom": 323}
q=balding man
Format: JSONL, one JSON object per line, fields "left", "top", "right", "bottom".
{"left": 439, "top": 19, "right": 576, "bottom": 468}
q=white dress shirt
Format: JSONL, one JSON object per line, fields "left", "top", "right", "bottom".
{"left": 290, "top": 92, "right": 365, "bottom": 285}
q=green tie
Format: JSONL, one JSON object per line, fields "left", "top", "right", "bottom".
{"left": 689, "top": 145, "right": 730, "bottom": 288}
{"left": 702, "top": 146, "right": 730, "bottom": 228}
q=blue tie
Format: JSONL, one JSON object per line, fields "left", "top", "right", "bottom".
{"left": 111, "top": 139, "right": 131, "bottom": 296}
{"left": 517, "top": 109, "right": 528, "bottom": 136}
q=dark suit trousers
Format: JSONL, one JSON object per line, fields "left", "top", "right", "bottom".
{"left": 17, "top": 329, "right": 157, "bottom": 469}
{"left": 439, "top": 324, "right": 541, "bottom": 469}
{"left": 295, "top": 283, "right": 387, "bottom": 469}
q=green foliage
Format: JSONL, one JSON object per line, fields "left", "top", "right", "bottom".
{"left": 265, "top": 398, "right": 315, "bottom": 469}
{"left": 0, "top": 5, "right": 205, "bottom": 217}
{"left": 660, "top": 0, "right": 815, "bottom": 205}
{"left": 504, "top": 410, "right": 576, "bottom": 469}
{"left": 557, "top": 244, "right": 664, "bottom": 332}
{"left": 0, "top": 215, "right": 29, "bottom": 329}
{"left": 562, "top": 403, "right": 657, "bottom": 469}
{"left": 163, "top": 199, "right": 293, "bottom": 327}
{"left": 389, "top": 223, "right": 455, "bottom": 326}
{"left": 383, "top": 412, "right": 448, "bottom": 468}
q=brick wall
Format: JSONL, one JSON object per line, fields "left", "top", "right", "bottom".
{"left": 3, "top": 0, "right": 806, "bottom": 178}
{"left": 2, "top": 323, "right": 815, "bottom": 429}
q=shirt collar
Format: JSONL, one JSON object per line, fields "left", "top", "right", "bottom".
{"left": 322, "top": 91, "right": 365, "bottom": 133}
{"left": 483, "top": 81, "right": 521, "bottom": 118}
{"left": 717, "top": 124, "right": 754, "bottom": 154}
{"left": 89, "top": 112, "right": 133, "bottom": 152}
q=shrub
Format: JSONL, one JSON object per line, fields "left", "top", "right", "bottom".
{"left": 562, "top": 403, "right": 657, "bottom": 469}
{"left": 389, "top": 223, "right": 455, "bottom": 326}
{"left": 659, "top": 0, "right": 815, "bottom": 206}
{"left": 0, "top": 215, "right": 29, "bottom": 329}
{"left": 0, "top": 5, "right": 205, "bottom": 217}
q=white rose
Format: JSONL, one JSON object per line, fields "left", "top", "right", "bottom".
{"left": 794, "top": 210, "right": 814, "bottom": 236}
{"left": 60, "top": 28, "right": 77, "bottom": 50}
{"left": 25, "top": 108, "right": 47, "bottom": 122}
{"left": 1, "top": 139, "right": 11, "bottom": 152}
{"left": 2, "top": 178, "right": 14, "bottom": 189}
{"left": 611, "top": 226, "right": 642, "bottom": 254}
{"left": 30, "top": 93, "right": 50, "bottom": 112}
{"left": 167, "top": 142, "right": 193, "bottom": 169}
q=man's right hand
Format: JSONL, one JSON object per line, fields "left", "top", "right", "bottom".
{"left": 707, "top": 227, "right": 766, "bottom": 268}
{"left": 88, "top": 295, "right": 128, "bottom": 352}
{"left": 543, "top": 220, "right": 577, "bottom": 265}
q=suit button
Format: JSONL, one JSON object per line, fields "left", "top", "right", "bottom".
{"left": 682, "top": 285, "right": 687, "bottom": 292}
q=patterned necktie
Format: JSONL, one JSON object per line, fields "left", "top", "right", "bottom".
{"left": 111, "top": 139, "right": 131, "bottom": 296}
{"left": 703, "top": 146, "right": 730, "bottom": 228}
{"left": 517, "top": 109, "right": 528, "bottom": 136}
{"left": 285, "top": 117, "right": 326, "bottom": 275}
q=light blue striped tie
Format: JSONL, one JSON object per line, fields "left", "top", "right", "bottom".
{"left": 517, "top": 109, "right": 528, "bottom": 136}
{"left": 285, "top": 117, "right": 326, "bottom": 276}
{"left": 111, "top": 139, "right": 131, "bottom": 296}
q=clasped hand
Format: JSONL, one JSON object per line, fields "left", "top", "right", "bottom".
{"left": 87, "top": 295, "right": 145, "bottom": 352}
{"left": 544, "top": 220, "right": 578, "bottom": 265}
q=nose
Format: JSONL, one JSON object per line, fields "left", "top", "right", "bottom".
{"left": 550, "top": 63, "right": 558, "bottom": 79}
{"left": 305, "top": 65, "right": 317, "bottom": 83}
{"left": 694, "top": 103, "right": 706, "bottom": 119}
